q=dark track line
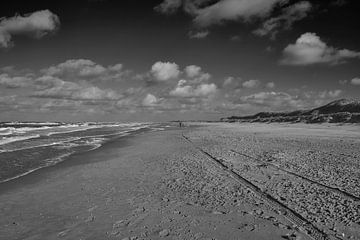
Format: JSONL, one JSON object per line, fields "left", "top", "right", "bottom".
{"left": 230, "top": 149, "right": 360, "bottom": 202}
{"left": 182, "top": 134, "right": 332, "bottom": 240}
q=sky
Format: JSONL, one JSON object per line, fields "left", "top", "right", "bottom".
{"left": 0, "top": 0, "right": 359, "bottom": 122}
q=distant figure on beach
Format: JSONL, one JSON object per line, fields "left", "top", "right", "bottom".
{"left": 179, "top": 121, "right": 183, "bottom": 128}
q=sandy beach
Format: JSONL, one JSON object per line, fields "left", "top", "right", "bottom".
{"left": 0, "top": 123, "right": 359, "bottom": 240}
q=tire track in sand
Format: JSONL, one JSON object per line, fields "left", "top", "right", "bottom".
{"left": 230, "top": 149, "right": 360, "bottom": 202}
{"left": 182, "top": 134, "right": 334, "bottom": 240}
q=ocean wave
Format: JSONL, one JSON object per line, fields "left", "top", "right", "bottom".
{"left": 0, "top": 122, "right": 151, "bottom": 136}
{"left": 0, "top": 128, "right": 138, "bottom": 153}
{"left": 0, "top": 127, "right": 15, "bottom": 136}
{"left": 53, "top": 137, "right": 106, "bottom": 150}
{"left": 0, "top": 134, "right": 41, "bottom": 146}
{"left": 0, "top": 137, "right": 81, "bottom": 153}
{"left": 45, "top": 125, "right": 107, "bottom": 136}
{"left": 0, "top": 122, "right": 160, "bottom": 184}
{"left": 0, "top": 152, "right": 74, "bottom": 184}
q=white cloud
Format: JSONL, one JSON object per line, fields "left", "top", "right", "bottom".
{"left": 184, "top": 65, "right": 202, "bottom": 78}
{"left": 0, "top": 73, "right": 32, "bottom": 88}
{"left": 189, "top": 30, "right": 210, "bottom": 39}
{"left": 223, "top": 76, "right": 241, "bottom": 88}
{"left": 183, "top": 65, "right": 211, "bottom": 83}
{"left": 44, "top": 59, "right": 106, "bottom": 77}
{"left": 0, "top": 10, "right": 59, "bottom": 48}
{"left": 350, "top": 78, "right": 360, "bottom": 86}
{"left": 142, "top": 93, "right": 159, "bottom": 107}
{"left": 280, "top": 32, "right": 360, "bottom": 65}
{"left": 227, "top": 88, "right": 344, "bottom": 113}
{"left": 150, "top": 61, "right": 180, "bottom": 82}
{"left": 241, "top": 91, "right": 290, "bottom": 103}
{"left": 155, "top": 0, "right": 287, "bottom": 27}
{"left": 232, "top": 89, "right": 343, "bottom": 113}
{"left": 223, "top": 77, "right": 235, "bottom": 88}
{"left": 42, "top": 59, "right": 126, "bottom": 81}
{"left": 184, "top": 65, "right": 211, "bottom": 84}
{"left": 154, "top": 0, "right": 182, "bottom": 14}
{"left": 242, "top": 79, "right": 260, "bottom": 88}
{"left": 266, "top": 82, "right": 275, "bottom": 89}
{"left": 170, "top": 81, "right": 217, "bottom": 98}
{"left": 254, "top": 1, "right": 312, "bottom": 39}
{"left": 192, "top": 0, "right": 287, "bottom": 27}
{"left": 196, "top": 83, "right": 218, "bottom": 96}
{"left": 33, "top": 75, "right": 122, "bottom": 101}
{"left": 318, "top": 89, "right": 342, "bottom": 99}
{"left": 108, "top": 63, "right": 123, "bottom": 72}
{"left": 73, "top": 87, "right": 120, "bottom": 101}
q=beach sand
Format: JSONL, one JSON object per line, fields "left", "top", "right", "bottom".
{"left": 0, "top": 123, "right": 359, "bottom": 240}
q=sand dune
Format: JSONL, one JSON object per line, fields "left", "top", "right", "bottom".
{"left": 222, "top": 99, "right": 360, "bottom": 124}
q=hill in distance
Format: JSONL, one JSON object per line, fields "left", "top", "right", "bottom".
{"left": 221, "top": 99, "right": 360, "bottom": 124}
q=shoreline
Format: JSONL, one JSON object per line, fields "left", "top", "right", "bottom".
{"left": 0, "top": 125, "right": 165, "bottom": 189}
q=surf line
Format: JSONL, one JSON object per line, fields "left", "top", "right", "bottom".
{"left": 181, "top": 134, "right": 333, "bottom": 240}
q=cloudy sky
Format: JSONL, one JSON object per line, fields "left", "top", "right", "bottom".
{"left": 0, "top": 0, "right": 359, "bottom": 122}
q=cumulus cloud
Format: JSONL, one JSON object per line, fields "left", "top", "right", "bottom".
{"left": 223, "top": 77, "right": 238, "bottom": 88}
{"left": 239, "top": 91, "right": 298, "bottom": 108}
{"left": 3, "top": 56, "right": 350, "bottom": 118}
{"left": 254, "top": 1, "right": 312, "bottom": 39}
{"left": 266, "top": 82, "right": 275, "bottom": 89}
{"left": 230, "top": 88, "right": 346, "bottom": 113}
{"left": 184, "top": 65, "right": 201, "bottom": 78}
{"left": 150, "top": 61, "right": 180, "bottom": 82}
{"left": 0, "top": 73, "right": 32, "bottom": 88}
{"left": 280, "top": 32, "right": 360, "bottom": 65}
{"left": 155, "top": 0, "right": 287, "bottom": 27}
{"left": 170, "top": 80, "right": 217, "bottom": 98}
{"left": 42, "top": 59, "right": 126, "bottom": 81}
{"left": 142, "top": 93, "right": 159, "bottom": 107}
{"left": 193, "top": 0, "right": 287, "bottom": 27}
{"left": 183, "top": 65, "right": 211, "bottom": 83}
{"left": 350, "top": 78, "right": 360, "bottom": 86}
{"left": 44, "top": 59, "right": 106, "bottom": 77}
{"left": 0, "top": 10, "right": 60, "bottom": 48}
{"left": 242, "top": 79, "right": 260, "bottom": 88}
{"left": 223, "top": 77, "right": 233, "bottom": 88}
{"left": 318, "top": 89, "right": 342, "bottom": 98}
{"left": 33, "top": 75, "right": 122, "bottom": 101}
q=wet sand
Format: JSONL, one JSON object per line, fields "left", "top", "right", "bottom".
{"left": 0, "top": 123, "right": 359, "bottom": 240}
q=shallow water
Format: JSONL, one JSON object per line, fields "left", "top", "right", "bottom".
{"left": 0, "top": 122, "right": 170, "bottom": 183}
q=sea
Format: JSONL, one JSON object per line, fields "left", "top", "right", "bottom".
{"left": 0, "top": 122, "right": 171, "bottom": 183}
